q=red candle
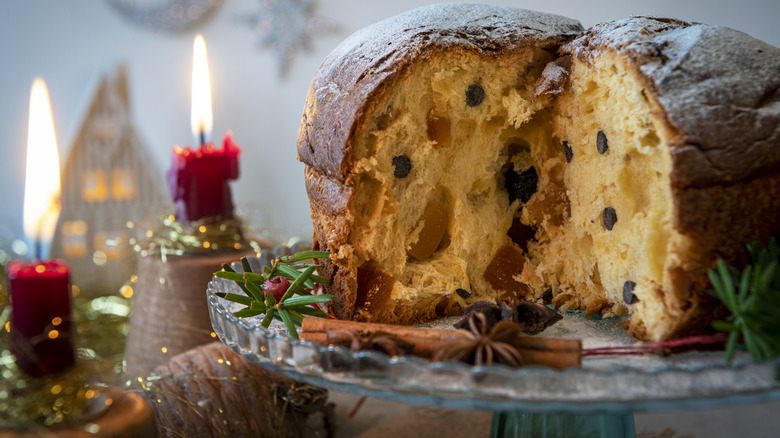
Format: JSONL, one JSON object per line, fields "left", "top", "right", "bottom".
{"left": 10, "top": 78, "right": 74, "bottom": 377}
{"left": 167, "top": 132, "right": 241, "bottom": 222}
{"left": 8, "top": 260, "right": 74, "bottom": 377}
{"left": 166, "top": 34, "right": 242, "bottom": 222}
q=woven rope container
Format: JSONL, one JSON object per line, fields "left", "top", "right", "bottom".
{"left": 124, "top": 249, "right": 252, "bottom": 379}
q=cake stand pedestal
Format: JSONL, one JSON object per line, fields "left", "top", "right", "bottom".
{"left": 491, "top": 411, "right": 635, "bottom": 438}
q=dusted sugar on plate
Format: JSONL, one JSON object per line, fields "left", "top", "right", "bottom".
{"left": 296, "top": 3, "right": 780, "bottom": 342}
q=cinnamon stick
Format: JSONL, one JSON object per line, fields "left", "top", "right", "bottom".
{"left": 511, "top": 336, "right": 581, "bottom": 352}
{"left": 514, "top": 349, "right": 581, "bottom": 370}
{"left": 301, "top": 317, "right": 582, "bottom": 369}
{"left": 301, "top": 332, "right": 447, "bottom": 358}
{"left": 301, "top": 318, "right": 448, "bottom": 341}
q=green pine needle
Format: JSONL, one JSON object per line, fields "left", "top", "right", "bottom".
{"left": 278, "top": 309, "right": 298, "bottom": 339}
{"left": 234, "top": 308, "right": 266, "bottom": 318}
{"left": 218, "top": 264, "right": 257, "bottom": 300}
{"left": 284, "top": 305, "right": 328, "bottom": 318}
{"left": 214, "top": 292, "right": 254, "bottom": 307}
{"left": 708, "top": 238, "right": 780, "bottom": 364}
{"left": 279, "top": 251, "right": 331, "bottom": 263}
{"left": 214, "top": 249, "right": 332, "bottom": 340}
{"left": 282, "top": 295, "right": 334, "bottom": 306}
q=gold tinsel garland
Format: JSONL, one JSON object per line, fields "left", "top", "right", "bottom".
{"left": 0, "top": 250, "right": 131, "bottom": 429}
{"left": 129, "top": 214, "right": 268, "bottom": 260}
{"left": 0, "top": 221, "right": 287, "bottom": 430}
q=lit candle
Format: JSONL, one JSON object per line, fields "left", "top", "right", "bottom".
{"left": 167, "top": 34, "right": 241, "bottom": 223}
{"left": 8, "top": 78, "right": 74, "bottom": 377}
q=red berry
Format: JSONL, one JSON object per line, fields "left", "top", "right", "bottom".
{"left": 262, "top": 277, "right": 290, "bottom": 302}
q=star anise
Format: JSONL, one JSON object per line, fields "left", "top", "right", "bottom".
{"left": 325, "top": 329, "right": 415, "bottom": 357}
{"left": 433, "top": 312, "right": 525, "bottom": 367}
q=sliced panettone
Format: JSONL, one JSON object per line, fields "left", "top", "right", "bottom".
{"left": 297, "top": 4, "right": 780, "bottom": 341}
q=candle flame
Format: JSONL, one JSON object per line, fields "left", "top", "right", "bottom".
{"left": 23, "top": 78, "right": 61, "bottom": 257}
{"left": 191, "top": 34, "right": 213, "bottom": 145}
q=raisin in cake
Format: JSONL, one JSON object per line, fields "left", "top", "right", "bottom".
{"left": 297, "top": 4, "right": 780, "bottom": 341}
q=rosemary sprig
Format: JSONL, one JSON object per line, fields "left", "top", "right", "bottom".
{"left": 708, "top": 238, "right": 780, "bottom": 364}
{"left": 214, "top": 250, "right": 332, "bottom": 340}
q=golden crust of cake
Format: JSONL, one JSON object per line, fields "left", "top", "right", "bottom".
{"left": 297, "top": 6, "right": 780, "bottom": 341}
{"left": 297, "top": 3, "right": 583, "bottom": 180}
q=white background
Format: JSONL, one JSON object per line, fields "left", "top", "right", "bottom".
{"left": 1, "top": 0, "right": 779, "bottom": 245}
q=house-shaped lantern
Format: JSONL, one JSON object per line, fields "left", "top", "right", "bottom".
{"left": 51, "top": 66, "right": 168, "bottom": 295}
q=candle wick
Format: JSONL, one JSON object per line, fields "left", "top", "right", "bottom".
{"left": 200, "top": 130, "right": 206, "bottom": 147}
{"left": 33, "top": 219, "right": 44, "bottom": 262}
{"left": 34, "top": 238, "right": 42, "bottom": 263}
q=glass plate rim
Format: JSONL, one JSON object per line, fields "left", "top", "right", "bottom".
{"left": 206, "top": 264, "right": 780, "bottom": 412}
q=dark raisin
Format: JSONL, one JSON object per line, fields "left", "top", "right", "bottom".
{"left": 562, "top": 141, "right": 573, "bottom": 163}
{"left": 603, "top": 207, "right": 617, "bottom": 231}
{"left": 507, "top": 217, "right": 535, "bottom": 253}
{"left": 623, "top": 280, "right": 638, "bottom": 304}
{"left": 597, "top": 130, "right": 609, "bottom": 154}
{"left": 542, "top": 288, "right": 553, "bottom": 303}
{"left": 392, "top": 155, "right": 411, "bottom": 178}
{"left": 465, "top": 84, "right": 485, "bottom": 107}
{"left": 505, "top": 166, "right": 538, "bottom": 204}
{"left": 456, "top": 288, "right": 471, "bottom": 299}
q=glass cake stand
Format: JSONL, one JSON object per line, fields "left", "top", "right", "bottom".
{"left": 207, "top": 266, "right": 780, "bottom": 438}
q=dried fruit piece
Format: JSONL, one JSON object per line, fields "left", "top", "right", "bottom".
{"left": 597, "top": 130, "right": 609, "bottom": 154}
{"left": 533, "top": 60, "right": 570, "bottom": 98}
{"left": 483, "top": 245, "right": 527, "bottom": 293}
{"left": 426, "top": 115, "right": 452, "bottom": 149}
{"left": 525, "top": 182, "right": 570, "bottom": 227}
{"left": 376, "top": 110, "right": 393, "bottom": 130}
{"left": 505, "top": 166, "right": 538, "bottom": 204}
{"left": 456, "top": 288, "right": 472, "bottom": 299}
{"left": 392, "top": 155, "right": 412, "bottom": 178}
{"left": 356, "top": 267, "right": 395, "bottom": 314}
{"left": 623, "top": 280, "right": 638, "bottom": 304}
{"left": 542, "top": 289, "right": 553, "bottom": 304}
{"left": 465, "top": 84, "right": 485, "bottom": 107}
{"left": 507, "top": 217, "right": 535, "bottom": 252}
{"left": 408, "top": 192, "right": 450, "bottom": 260}
{"left": 603, "top": 207, "right": 618, "bottom": 231}
{"left": 562, "top": 141, "right": 573, "bottom": 163}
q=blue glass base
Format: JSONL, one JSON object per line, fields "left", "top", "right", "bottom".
{"left": 491, "top": 410, "right": 635, "bottom": 438}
